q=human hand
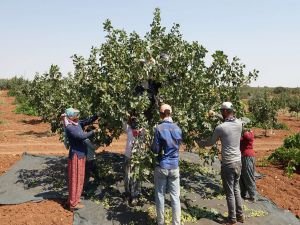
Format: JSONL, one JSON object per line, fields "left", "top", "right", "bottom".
{"left": 94, "top": 128, "right": 101, "bottom": 133}
{"left": 139, "top": 128, "right": 146, "bottom": 135}
{"left": 208, "top": 110, "right": 216, "bottom": 117}
{"left": 195, "top": 138, "right": 206, "bottom": 148}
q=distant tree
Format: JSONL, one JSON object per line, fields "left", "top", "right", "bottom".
{"left": 273, "top": 92, "right": 290, "bottom": 111}
{"left": 249, "top": 91, "right": 279, "bottom": 136}
{"left": 273, "top": 86, "right": 287, "bottom": 95}
{"left": 291, "top": 88, "right": 300, "bottom": 95}
{"left": 288, "top": 97, "right": 300, "bottom": 118}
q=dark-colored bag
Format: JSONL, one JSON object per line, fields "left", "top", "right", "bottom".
{"left": 83, "top": 139, "right": 96, "bottom": 161}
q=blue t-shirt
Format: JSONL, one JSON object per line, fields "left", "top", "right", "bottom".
{"left": 151, "top": 119, "right": 182, "bottom": 169}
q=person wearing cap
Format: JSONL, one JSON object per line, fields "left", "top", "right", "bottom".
{"left": 63, "top": 108, "right": 99, "bottom": 210}
{"left": 199, "top": 102, "right": 244, "bottom": 225}
{"left": 151, "top": 104, "right": 182, "bottom": 225}
{"left": 240, "top": 122, "right": 257, "bottom": 202}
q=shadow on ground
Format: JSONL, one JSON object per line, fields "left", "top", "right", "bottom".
{"left": 20, "top": 119, "right": 43, "bottom": 125}
{"left": 17, "top": 130, "right": 53, "bottom": 138}
{"left": 1, "top": 152, "right": 299, "bottom": 225}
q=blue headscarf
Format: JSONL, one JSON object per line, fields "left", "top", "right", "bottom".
{"left": 65, "top": 108, "right": 80, "bottom": 118}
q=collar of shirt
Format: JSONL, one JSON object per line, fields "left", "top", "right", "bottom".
{"left": 163, "top": 117, "right": 173, "bottom": 123}
{"left": 225, "top": 116, "right": 236, "bottom": 122}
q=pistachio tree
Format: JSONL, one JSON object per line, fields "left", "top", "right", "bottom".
{"left": 26, "top": 8, "right": 258, "bottom": 179}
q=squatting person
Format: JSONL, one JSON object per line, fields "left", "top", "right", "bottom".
{"left": 151, "top": 104, "right": 182, "bottom": 225}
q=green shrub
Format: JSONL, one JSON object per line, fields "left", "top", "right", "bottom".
{"left": 283, "top": 133, "right": 300, "bottom": 148}
{"left": 268, "top": 133, "right": 300, "bottom": 177}
{"left": 14, "top": 102, "right": 38, "bottom": 116}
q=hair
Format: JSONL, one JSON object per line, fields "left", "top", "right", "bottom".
{"left": 160, "top": 109, "right": 171, "bottom": 118}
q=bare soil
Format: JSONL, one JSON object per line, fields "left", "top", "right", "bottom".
{"left": 0, "top": 200, "right": 72, "bottom": 225}
{"left": 0, "top": 90, "right": 299, "bottom": 224}
{"left": 253, "top": 115, "right": 300, "bottom": 218}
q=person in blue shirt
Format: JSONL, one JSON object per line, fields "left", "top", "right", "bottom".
{"left": 64, "top": 108, "right": 99, "bottom": 210}
{"left": 151, "top": 104, "right": 182, "bottom": 225}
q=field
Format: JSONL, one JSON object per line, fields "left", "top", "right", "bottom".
{"left": 0, "top": 89, "right": 299, "bottom": 225}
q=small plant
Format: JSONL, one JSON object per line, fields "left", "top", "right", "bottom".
{"left": 285, "top": 160, "right": 297, "bottom": 178}
{"left": 256, "top": 157, "right": 270, "bottom": 167}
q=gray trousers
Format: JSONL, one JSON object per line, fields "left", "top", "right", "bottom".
{"left": 124, "top": 157, "right": 141, "bottom": 198}
{"left": 240, "top": 156, "right": 256, "bottom": 199}
{"left": 221, "top": 161, "right": 243, "bottom": 221}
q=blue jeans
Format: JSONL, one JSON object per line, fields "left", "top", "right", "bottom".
{"left": 154, "top": 166, "right": 181, "bottom": 225}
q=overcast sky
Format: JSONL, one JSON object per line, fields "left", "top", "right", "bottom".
{"left": 1, "top": 0, "right": 299, "bottom": 87}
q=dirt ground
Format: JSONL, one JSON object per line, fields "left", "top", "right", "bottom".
{"left": 0, "top": 90, "right": 299, "bottom": 224}
{"left": 252, "top": 116, "right": 300, "bottom": 218}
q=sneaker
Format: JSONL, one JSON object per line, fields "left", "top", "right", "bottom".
{"left": 237, "top": 215, "right": 245, "bottom": 223}
{"left": 70, "top": 203, "right": 85, "bottom": 211}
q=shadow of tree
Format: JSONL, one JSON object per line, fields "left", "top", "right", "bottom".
{"left": 16, "top": 157, "right": 68, "bottom": 196}
{"left": 180, "top": 160, "right": 224, "bottom": 199}
{"left": 18, "top": 130, "right": 53, "bottom": 138}
{"left": 20, "top": 119, "right": 43, "bottom": 125}
{"left": 182, "top": 200, "right": 225, "bottom": 224}
{"left": 84, "top": 152, "right": 156, "bottom": 224}
{"left": 14, "top": 152, "right": 226, "bottom": 224}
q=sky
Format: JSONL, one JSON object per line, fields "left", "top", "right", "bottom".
{"left": 0, "top": 0, "right": 299, "bottom": 87}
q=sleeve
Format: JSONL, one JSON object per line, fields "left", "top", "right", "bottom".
{"left": 122, "top": 121, "right": 128, "bottom": 132}
{"left": 203, "top": 126, "right": 222, "bottom": 147}
{"left": 66, "top": 126, "right": 95, "bottom": 141}
{"left": 151, "top": 127, "right": 161, "bottom": 154}
{"left": 79, "top": 115, "right": 98, "bottom": 127}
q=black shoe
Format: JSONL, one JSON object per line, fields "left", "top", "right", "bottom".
{"left": 224, "top": 219, "right": 237, "bottom": 225}
{"left": 247, "top": 197, "right": 256, "bottom": 203}
{"left": 237, "top": 215, "right": 245, "bottom": 223}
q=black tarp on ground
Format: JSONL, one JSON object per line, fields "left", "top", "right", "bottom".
{"left": 0, "top": 152, "right": 299, "bottom": 225}
{"left": 0, "top": 153, "right": 67, "bottom": 204}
